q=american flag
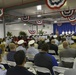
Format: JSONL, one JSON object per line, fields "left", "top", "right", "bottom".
{"left": 28, "top": 30, "right": 36, "bottom": 34}
{"left": 21, "top": 15, "right": 29, "bottom": 22}
{"left": 36, "top": 20, "right": 43, "bottom": 25}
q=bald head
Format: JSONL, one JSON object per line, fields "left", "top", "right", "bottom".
{"left": 63, "top": 41, "right": 69, "bottom": 48}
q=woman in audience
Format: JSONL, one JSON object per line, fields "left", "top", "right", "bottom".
{"left": 7, "top": 43, "right": 16, "bottom": 62}
{"left": 0, "top": 53, "right": 10, "bottom": 70}
{"left": 6, "top": 50, "right": 35, "bottom": 75}
{"left": 0, "top": 44, "right": 6, "bottom": 56}
{"left": 34, "top": 43, "right": 58, "bottom": 75}
{"left": 0, "top": 44, "right": 8, "bottom": 62}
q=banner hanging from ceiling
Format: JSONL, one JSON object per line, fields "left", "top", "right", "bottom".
{"left": 57, "top": 22, "right": 62, "bottom": 26}
{"left": 60, "top": 9, "right": 75, "bottom": 18}
{"left": 71, "top": 22, "right": 76, "bottom": 25}
{"left": 28, "top": 30, "right": 36, "bottom": 34}
{"left": 36, "top": 20, "right": 43, "bottom": 25}
{"left": 46, "top": 0, "right": 66, "bottom": 9}
{"left": 0, "top": 9, "right": 3, "bottom": 17}
{"left": 21, "top": 15, "right": 29, "bottom": 22}
{"left": 68, "top": 15, "right": 76, "bottom": 22}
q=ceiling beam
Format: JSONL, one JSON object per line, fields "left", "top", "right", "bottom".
{"left": 5, "top": 0, "right": 45, "bottom": 12}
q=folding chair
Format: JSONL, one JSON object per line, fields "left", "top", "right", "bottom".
{"left": 48, "top": 50, "right": 56, "bottom": 55}
{"left": 26, "top": 53, "right": 34, "bottom": 62}
{"left": 60, "top": 57, "right": 74, "bottom": 68}
{"left": 53, "top": 66, "right": 69, "bottom": 75}
{"left": 64, "top": 69, "right": 76, "bottom": 75}
{"left": 7, "top": 61, "right": 16, "bottom": 67}
{"left": 33, "top": 66, "right": 52, "bottom": 75}
{"left": 24, "top": 62, "right": 34, "bottom": 68}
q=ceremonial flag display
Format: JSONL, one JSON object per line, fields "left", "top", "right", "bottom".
{"left": 46, "top": 0, "right": 66, "bottom": 9}
{"left": 36, "top": 20, "right": 43, "bottom": 25}
{"left": 68, "top": 15, "right": 76, "bottom": 22}
{"left": 21, "top": 15, "right": 29, "bottom": 22}
{"left": 60, "top": 9, "right": 75, "bottom": 18}
{"left": 71, "top": 22, "right": 76, "bottom": 25}
{"left": 28, "top": 30, "right": 36, "bottom": 34}
{"left": 0, "top": 9, "right": 3, "bottom": 17}
{"left": 57, "top": 22, "right": 62, "bottom": 26}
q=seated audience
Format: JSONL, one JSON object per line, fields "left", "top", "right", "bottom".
{"left": 6, "top": 50, "right": 35, "bottom": 75}
{"left": 59, "top": 41, "right": 76, "bottom": 68}
{"left": 0, "top": 54, "right": 7, "bottom": 75}
{"left": 7, "top": 43, "right": 16, "bottom": 62}
{"left": 0, "top": 44, "right": 8, "bottom": 62}
{"left": 34, "top": 43, "right": 58, "bottom": 75}
{"left": 26, "top": 40, "right": 39, "bottom": 61}
{"left": 58, "top": 38, "right": 66, "bottom": 54}
{"left": 53, "top": 35, "right": 59, "bottom": 46}
{"left": 70, "top": 34, "right": 76, "bottom": 49}
{"left": 0, "top": 54, "right": 10, "bottom": 70}
{"left": 16, "top": 40, "right": 26, "bottom": 53}
{"left": 49, "top": 39, "right": 58, "bottom": 55}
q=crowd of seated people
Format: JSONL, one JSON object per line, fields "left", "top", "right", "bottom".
{"left": 0, "top": 33, "right": 76, "bottom": 75}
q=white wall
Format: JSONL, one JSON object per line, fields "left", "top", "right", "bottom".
{"left": 0, "top": 24, "right": 4, "bottom": 38}
{"left": 6, "top": 23, "right": 53, "bottom": 36}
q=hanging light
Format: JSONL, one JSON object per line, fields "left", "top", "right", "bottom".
{"left": 37, "top": 5, "right": 42, "bottom": 10}
{"left": 72, "top": 31, "right": 74, "bottom": 34}
{"left": 62, "top": 31, "right": 64, "bottom": 35}
{"left": 66, "top": 31, "right": 68, "bottom": 35}
{"left": 68, "top": 31, "right": 71, "bottom": 34}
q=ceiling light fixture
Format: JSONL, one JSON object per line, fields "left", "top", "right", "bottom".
{"left": 54, "top": 21, "right": 57, "bottom": 23}
{"left": 37, "top": 15, "right": 42, "bottom": 17}
{"left": 37, "top": 5, "right": 42, "bottom": 10}
{"left": 18, "top": 18, "right": 21, "bottom": 20}
{"left": 24, "top": 24, "right": 26, "bottom": 25}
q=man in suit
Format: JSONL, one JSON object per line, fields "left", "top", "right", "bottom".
{"left": 6, "top": 50, "right": 35, "bottom": 75}
{"left": 49, "top": 39, "right": 58, "bottom": 55}
{"left": 34, "top": 43, "right": 58, "bottom": 75}
{"left": 59, "top": 41, "right": 76, "bottom": 68}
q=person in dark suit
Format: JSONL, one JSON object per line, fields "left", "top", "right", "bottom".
{"left": 49, "top": 39, "right": 58, "bottom": 55}
{"left": 6, "top": 50, "right": 35, "bottom": 75}
{"left": 59, "top": 41, "right": 76, "bottom": 68}
{"left": 34, "top": 43, "right": 58, "bottom": 75}
{"left": 7, "top": 43, "right": 16, "bottom": 62}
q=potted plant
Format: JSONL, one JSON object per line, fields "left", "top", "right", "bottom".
{"left": 7, "top": 31, "right": 12, "bottom": 37}
{"left": 19, "top": 31, "right": 27, "bottom": 37}
{"left": 38, "top": 30, "right": 44, "bottom": 35}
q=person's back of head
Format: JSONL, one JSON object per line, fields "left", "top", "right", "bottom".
{"left": 41, "top": 43, "right": 49, "bottom": 52}
{"left": 14, "top": 50, "right": 26, "bottom": 66}
{"left": 61, "top": 38, "right": 66, "bottom": 42}
{"left": 63, "top": 41, "right": 69, "bottom": 49}
{"left": 9, "top": 43, "right": 16, "bottom": 51}
{"left": 51, "top": 39, "right": 55, "bottom": 44}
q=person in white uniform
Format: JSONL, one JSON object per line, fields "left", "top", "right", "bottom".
{"left": 26, "top": 40, "right": 39, "bottom": 61}
{"left": 16, "top": 40, "right": 26, "bottom": 53}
